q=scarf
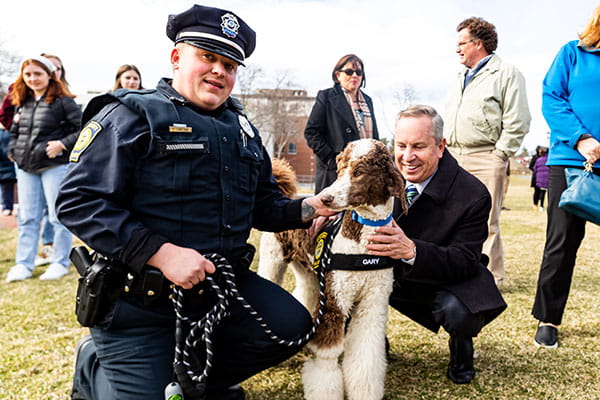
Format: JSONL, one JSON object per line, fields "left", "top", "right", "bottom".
{"left": 343, "top": 88, "right": 373, "bottom": 139}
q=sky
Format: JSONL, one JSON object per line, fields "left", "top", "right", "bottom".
{"left": 1, "top": 0, "right": 598, "bottom": 152}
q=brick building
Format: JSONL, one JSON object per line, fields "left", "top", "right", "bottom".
{"left": 238, "top": 88, "right": 317, "bottom": 184}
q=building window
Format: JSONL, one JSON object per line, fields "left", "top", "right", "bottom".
{"left": 287, "top": 142, "right": 297, "bottom": 154}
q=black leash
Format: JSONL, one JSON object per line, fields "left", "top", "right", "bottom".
{"left": 168, "top": 249, "right": 330, "bottom": 398}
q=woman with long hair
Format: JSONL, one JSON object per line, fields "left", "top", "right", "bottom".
{"left": 5, "top": 56, "right": 82, "bottom": 282}
{"left": 113, "top": 64, "right": 143, "bottom": 90}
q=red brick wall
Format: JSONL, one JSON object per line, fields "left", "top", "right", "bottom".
{"left": 277, "top": 116, "right": 316, "bottom": 183}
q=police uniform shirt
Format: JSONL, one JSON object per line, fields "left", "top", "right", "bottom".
{"left": 56, "top": 78, "right": 309, "bottom": 273}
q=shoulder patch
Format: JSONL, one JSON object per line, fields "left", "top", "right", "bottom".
{"left": 69, "top": 121, "right": 103, "bottom": 162}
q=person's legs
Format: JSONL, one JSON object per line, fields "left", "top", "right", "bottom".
{"left": 533, "top": 187, "right": 542, "bottom": 209}
{"left": 40, "top": 207, "right": 55, "bottom": 245}
{"left": 453, "top": 151, "right": 506, "bottom": 285}
{"left": 432, "top": 290, "right": 487, "bottom": 385}
{"left": 40, "top": 164, "right": 72, "bottom": 268}
{"left": 533, "top": 166, "right": 586, "bottom": 326}
{"left": 73, "top": 299, "right": 176, "bottom": 400}
{"left": 74, "top": 270, "right": 312, "bottom": 399}
{"left": 14, "top": 168, "right": 45, "bottom": 269}
{"left": 539, "top": 188, "right": 547, "bottom": 209}
{"left": 1, "top": 181, "right": 15, "bottom": 213}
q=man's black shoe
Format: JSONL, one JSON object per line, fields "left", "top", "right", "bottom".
{"left": 534, "top": 324, "right": 558, "bottom": 349}
{"left": 447, "top": 336, "right": 475, "bottom": 384}
{"left": 204, "top": 385, "right": 245, "bottom": 400}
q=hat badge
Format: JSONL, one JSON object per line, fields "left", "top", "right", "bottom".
{"left": 221, "top": 13, "right": 240, "bottom": 38}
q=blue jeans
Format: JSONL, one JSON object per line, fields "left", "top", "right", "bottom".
{"left": 15, "top": 164, "right": 72, "bottom": 269}
{"left": 40, "top": 207, "right": 55, "bottom": 245}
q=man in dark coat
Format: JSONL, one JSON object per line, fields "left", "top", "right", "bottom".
{"left": 367, "top": 105, "right": 506, "bottom": 384}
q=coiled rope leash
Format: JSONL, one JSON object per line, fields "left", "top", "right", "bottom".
{"left": 168, "top": 249, "right": 330, "bottom": 398}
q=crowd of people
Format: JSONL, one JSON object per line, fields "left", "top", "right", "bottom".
{"left": 0, "top": 3, "right": 599, "bottom": 400}
{"left": 0, "top": 57, "right": 144, "bottom": 281}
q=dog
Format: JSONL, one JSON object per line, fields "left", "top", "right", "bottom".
{"left": 258, "top": 139, "right": 406, "bottom": 400}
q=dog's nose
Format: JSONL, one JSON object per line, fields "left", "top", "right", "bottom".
{"left": 321, "top": 194, "right": 334, "bottom": 207}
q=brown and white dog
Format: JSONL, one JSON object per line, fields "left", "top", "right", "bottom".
{"left": 258, "top": 158, "right": 319, "bottom": 315}
{"left": 258, "top": 139, "right": 406, "bottom": 400}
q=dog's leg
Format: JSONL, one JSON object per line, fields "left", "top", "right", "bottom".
{"left": 342, "top": 271, "right": 394, "bottom": 400}
{"left": 290, "top": 261, "right": 319, "bottom": 316}
{"left": 302, "top": 274, "right": 346, "bottom": 400}
{"left": 257, "top": 232, "right": 287, "bottom": 286}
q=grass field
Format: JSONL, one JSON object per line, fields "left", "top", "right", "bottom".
{"left": 1, "top": 175, "right": 599, "bottom": 399}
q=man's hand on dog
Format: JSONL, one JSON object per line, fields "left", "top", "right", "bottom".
{"left": 367, "top": 219, "right": 417, "bottom": 260}
{"left": 301, "top": 194, "right": 338, "bottom": 223}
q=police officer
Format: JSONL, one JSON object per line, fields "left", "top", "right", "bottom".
{"left": 57, "top": 5, "right": 335, "bottom": 400}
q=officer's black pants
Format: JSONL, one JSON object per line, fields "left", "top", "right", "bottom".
{"left": 74, "top": 268, "right": 313, "bottom": 400}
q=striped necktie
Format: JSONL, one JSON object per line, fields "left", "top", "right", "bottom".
{"left": 406, "top": 184, "right": 419, "bottom": 206}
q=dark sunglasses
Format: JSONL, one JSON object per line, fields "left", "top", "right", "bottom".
{"left": 340, "top": 68, "right": 363, "bottom": 77}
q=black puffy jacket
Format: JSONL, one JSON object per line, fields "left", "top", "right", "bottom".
{"left": 8, "top": 95, "right": 82, "bottom": 172}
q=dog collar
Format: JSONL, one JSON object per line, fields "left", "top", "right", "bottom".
{"left": 351, "top": 211, "right": 393, "bottom": 226}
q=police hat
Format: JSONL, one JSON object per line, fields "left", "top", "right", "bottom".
{"left": 166, "top": 4, "right": 256, "bottom": 66}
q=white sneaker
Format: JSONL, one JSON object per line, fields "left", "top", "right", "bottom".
{"left": 6, "top": 264, "right": 33, "bottom": 282}
{"left": 35, "top": 244, "right": 54, "bottom": 266}
{"left": 39, "top": 263, "right": 69, "bottom": 280}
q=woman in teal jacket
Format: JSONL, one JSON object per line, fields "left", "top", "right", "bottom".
{"left": 532, "top": 5, "right": 600, "bottom": 348}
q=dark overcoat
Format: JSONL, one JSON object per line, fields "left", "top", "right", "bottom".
{"left": 392, "top": 150, "right": 506, "bottom": 332}
{"left": 304, "top": 83, "right": 378, "bottom": 193}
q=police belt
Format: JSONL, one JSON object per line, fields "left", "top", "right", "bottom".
{"left": 123, "top": 245, "right": 256, "bottom": 305}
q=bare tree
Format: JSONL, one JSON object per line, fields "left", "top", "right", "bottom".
{"left": 0, "top": 39, "right": 20, "bottom": 97}
{"left": 393, "top": 83, "right": 419, "bottom": 111}
{"left": 241, "top": 69, "right": 311, "bottom": 158}
{"left": 235, "top": 64, "right": 263, "bottom": 110}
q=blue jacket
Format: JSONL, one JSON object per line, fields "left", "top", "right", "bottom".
{"left": 542, "top": 40, "right": 600, "bottom": 167}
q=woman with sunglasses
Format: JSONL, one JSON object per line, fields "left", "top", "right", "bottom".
{"left": 304, "top": 54, "right": 379, "bottom": 193}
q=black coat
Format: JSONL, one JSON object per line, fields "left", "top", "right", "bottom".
{"left": 304, "top": 84, "right": 378, "bottom": 193}
{"left": 8, "top": 95, "right": 82, "bottom": 173}
{"left": 0, "top": 129, "right": 15, "bottom": 182}
{"left": 392, "top": 150, "right": 506, "bottom": 332}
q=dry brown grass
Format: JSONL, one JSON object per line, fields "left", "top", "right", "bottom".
{"left": 1, "top": 176, "right": 599, "bottom": 399}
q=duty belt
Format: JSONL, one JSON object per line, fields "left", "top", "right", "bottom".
{"left": 122, "top": 245, "right": 256, "bottom": 305}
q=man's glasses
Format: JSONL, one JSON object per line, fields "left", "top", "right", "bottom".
{"left": 340, "top": 69, "right": 363, "bottom": 77}
{"left": 456, "top": 39, "right": 477, "bottom": 48}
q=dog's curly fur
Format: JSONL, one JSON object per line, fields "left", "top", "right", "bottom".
{"left": 258, "top": 139, "right": 406, "bottom": 400}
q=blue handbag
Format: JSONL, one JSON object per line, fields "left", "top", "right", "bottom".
{"left": 558, "top": 162, "right": 600, "bottom": 225}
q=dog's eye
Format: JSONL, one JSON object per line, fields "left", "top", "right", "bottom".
{"left": 353, "top": 169, "right": 362, "bottom": 177}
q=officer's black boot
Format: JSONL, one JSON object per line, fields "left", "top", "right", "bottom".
{"left": 71, "top": 335, "right": 94, "bottom": 399}
{"left": 446, "top": 335, "right": 475, "bottom": 384}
